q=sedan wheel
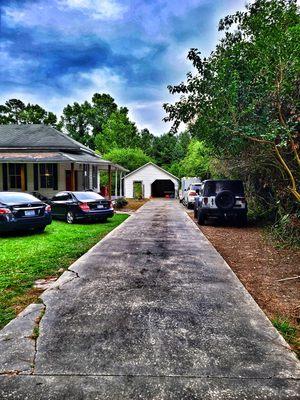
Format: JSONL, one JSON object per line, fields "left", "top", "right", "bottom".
{"left": 66, "top": 211, "right": 75, "bottom": 224}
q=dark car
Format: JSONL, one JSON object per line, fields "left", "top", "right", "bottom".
{"left": 50, "top": 191, "right": 114, "bottom": 224}
{"left": 194, "top": 180, "right": 247, "bottom": 225}
{"left": 0, "top": 192, "right": 52, "bottom": 233}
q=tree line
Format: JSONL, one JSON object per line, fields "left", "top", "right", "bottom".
{"left": 0, "top": 96, "right": 209, "bottom": 177}
{"left": 164, "top": 0, "right": 299, "bottom": 243}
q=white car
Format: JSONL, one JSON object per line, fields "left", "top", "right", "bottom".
{"left": 183, "top": 183, "right": 202, "bottom": 209}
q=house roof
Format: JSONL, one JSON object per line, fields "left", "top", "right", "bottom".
{"left": 0, "top": 125, "right": 129, "bottom": 171}
{"left": 0, "top": 124, "right": 93, "bottom": 153}
{"left": 123, "top": 162, "right": 179, "bottom": 181}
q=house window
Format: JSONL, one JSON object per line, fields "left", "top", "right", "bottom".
{"left": 9, "top": 164, "right": 22, "bottom": 189}
{"left": 39, "top": 164, "right": 54, "bottom": 188}
{"left": 92, "top": 166, "right": 98, "bottom": 188}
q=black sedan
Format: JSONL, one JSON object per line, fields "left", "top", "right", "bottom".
{"left": 49, "top": 191, "right": 114, "bottom": 224}
{"left": 0, "top": 192, "right": 52, "bottom": 233}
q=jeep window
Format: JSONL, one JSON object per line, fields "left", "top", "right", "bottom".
{"left": 204, "top": 181, "right": 244, "bottom": 196}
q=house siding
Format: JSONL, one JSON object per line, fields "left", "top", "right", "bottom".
{"left": 124, "top": 163, "right": 179, "bottom": 198}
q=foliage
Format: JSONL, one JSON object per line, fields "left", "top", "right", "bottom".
{"left": 113, "top": 197, "right": 128, "bottom": 209}
{"left": 164, "top": 0, "right": 300, "bottom": 203}
{"left": 95, "top": 109, "right": 139, "bottom": 154}
{"left": 133, "top": 181, "right": 143, "bottom": 200}
{"left": 272, "top": 317, "right": 299, "bottom": 356}
{"left": 0, "top": 215, "right": 128, "bottom": 329}
{"left": 103, "top": 147, "right": 153, "bottom": 172}
{"left": 0, "top": 99, "right": 58, "bottom": 127}
{"left": 61, "top": 93, "right": 118, "bottom": 149}
{"left": 180, "top": 140, "right": 212, "bottom": 178}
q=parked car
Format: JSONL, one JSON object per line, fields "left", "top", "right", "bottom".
{"left": 194, "top": 180, "right": 247, "bottom": 225}
{"left": 183, "top": 182, "right": 202, "bottom": 209}
{"left": 49, "top": 191, "right": 114, "bottom": 224}
{"left": 179, "top": 177, "right": 201, "bottom": 203}
{"left": 0, "top": 192, "right": 52, "bottom": 233}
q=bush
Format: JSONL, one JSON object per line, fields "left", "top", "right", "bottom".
{"left": 114, "top": 197, "right": 128, "bottom": 209}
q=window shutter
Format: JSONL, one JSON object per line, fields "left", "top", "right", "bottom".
{"left": 33, "top": 164, "right": 39, "bottom": 190}
{"left": 53, "top": 164, "right": 58, "bottom": 190}
{"left": 2, "top": 163, "right": 8, "bottom": 191}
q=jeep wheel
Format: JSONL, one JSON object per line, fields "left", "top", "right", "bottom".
{"left": 197, "top": 211, "right": 205, "bottom": 225}
{"left": 237, "top": 214, "right": 247, "bottom": 227}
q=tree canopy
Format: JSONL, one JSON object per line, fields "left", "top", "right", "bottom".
{"left": 164, "top": 0, "right": 300, "bottom": 201}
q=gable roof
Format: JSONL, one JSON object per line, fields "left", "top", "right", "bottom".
{"left": 123, "top": 162, "right": 179, "bottom": 181}
{"left": 0, "top": 124, "right": 93, "bottom": 153}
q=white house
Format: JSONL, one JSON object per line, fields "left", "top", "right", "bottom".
{"left": 0, "top": 124, "right": 127, "bottom": 198}
{"left": 123, "top": 162, "right": 179, "bottom": 199}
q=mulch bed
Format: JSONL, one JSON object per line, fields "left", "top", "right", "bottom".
{"left": 199, "top": 223, "right": 300, "bottom": 329}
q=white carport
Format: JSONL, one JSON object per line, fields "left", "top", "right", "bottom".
{"left": 123, "top": 162, "right": 179, "bottom": 199}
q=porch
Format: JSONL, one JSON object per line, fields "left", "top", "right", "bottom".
{"left": 0, "top": 158, "right": 127, "bottom": 200}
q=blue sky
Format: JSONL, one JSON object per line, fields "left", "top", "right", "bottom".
{"left": 0, "top": 0, "right": 247, "bottom": 135}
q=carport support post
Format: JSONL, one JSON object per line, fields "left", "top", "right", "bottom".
{"left": 70, "top": 163, "right": 75, "bottom": 191}
{"left": 108, "top": 164, "right": 112, "bottom": 200}
{"left": 115, "top": 170, "right": 118, "bottom": 197}
{"left": 119, "top": 172, "right": 122, "bottom": 197}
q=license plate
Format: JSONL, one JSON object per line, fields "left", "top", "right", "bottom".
{"left": 97, "top": 205, "right": 104, "bottom": 209}
{"left": 24, "top": 210, "right": 35, "bottom": 217}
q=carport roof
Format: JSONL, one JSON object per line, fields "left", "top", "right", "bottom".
{"left": 123, "top": 162, "right": 179, "bottom": 181}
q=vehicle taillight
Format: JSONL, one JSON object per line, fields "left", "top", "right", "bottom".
{"left": 0, "top": 208, "right": 11, "bottom": 214}
{"left": 189, "top": 191, "right": 197, "bottom": 196}
{"left": 45, "top": 205, "right": 51, "bottom": 212}
{"left": 237, "top": 197, "right": 246, "bottom": 203}
{"left": 79, "top": 202, "right": 90, "bottom": 212}
{"left": 203, "top": 197, "right": 209, "bottom": 205}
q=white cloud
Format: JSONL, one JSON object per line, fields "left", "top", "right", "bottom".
{"left": 59, "top": 0, "right": 127, "bottom": 20}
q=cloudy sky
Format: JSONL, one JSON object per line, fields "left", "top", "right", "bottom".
{"left": 0, "top": 0, "right": 248, "bottom": 135}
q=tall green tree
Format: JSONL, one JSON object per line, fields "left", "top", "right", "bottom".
{"left": 0, "top": 99, "right": 58, "bottom": 126}
{"left": 103, "top": 148, "right": 153, "bottom": 172}
{"left": 95, "top": 109, "right": 139, "bottom": 154}
{"left": 164, "top": 0, "right": 300, "bottom": 202}
{"left": 61, "top": 101, "right": 93, "bottom": 147}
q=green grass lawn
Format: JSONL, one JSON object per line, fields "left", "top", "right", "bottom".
{"left": 0, "top": 214, "right": 129, "bottom": 329}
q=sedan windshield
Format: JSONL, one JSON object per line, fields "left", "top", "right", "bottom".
{"left": 73, "top": 192, "right": 104, "bottom": 201}
{"left": 0, "top": 192, "right": 40, "bottom": 204}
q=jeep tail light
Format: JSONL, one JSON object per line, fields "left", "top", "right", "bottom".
{"left": 45, "top": 205, "right": 51, "bottom": 212}
{"left": 189, "top": 191, "right": 197, "bottom": 196}
{"left": 0, "top": 208, "right": 11, "bottom": 214}
{"left": 79, "top": 202, "right": 90, "bottom": 212}
{"left": 236, "top": 197, "right": 246, "bottom": 203}
{"left": 203, "top": 197, "right": 208, "bottom": 205}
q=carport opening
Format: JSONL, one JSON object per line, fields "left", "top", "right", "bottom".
{"left": 151, "top": 179, "right": 175, "bottom": 198}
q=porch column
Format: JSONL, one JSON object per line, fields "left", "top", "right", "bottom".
{"left": 108, "top": 164, "right": 112, "bottom": 200}
{"left": 115, "top": 170, "right": 118, "bottom": 197}
{"left": 119, "top": 172, "right": 122, "bottom": 197}
{"left": 70, "top": 163, "right": 75, "bottom": 191}
{"left": 20, "top": 165, "right": 26, "bottom": 192}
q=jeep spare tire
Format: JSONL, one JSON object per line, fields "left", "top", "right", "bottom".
{"left": 215, "top": 190, "right": 235, "bottom": 210}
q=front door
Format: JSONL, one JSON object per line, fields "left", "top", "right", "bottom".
{"left": 66, "top": 170, "right": 78, "bottom": 191}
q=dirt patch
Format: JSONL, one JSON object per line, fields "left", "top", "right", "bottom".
{"left": 122, "top": 199, "right": 149, "bottom": 212}
{"left": 197, "top": 222, "right": 299, "bottom": 344}
{"left": 11, "top": 288, "right": 44, "bottom": 315}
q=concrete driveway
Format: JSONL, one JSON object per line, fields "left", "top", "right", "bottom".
{"left": 0, "top": 199, "right": 299, "bottom": 399}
